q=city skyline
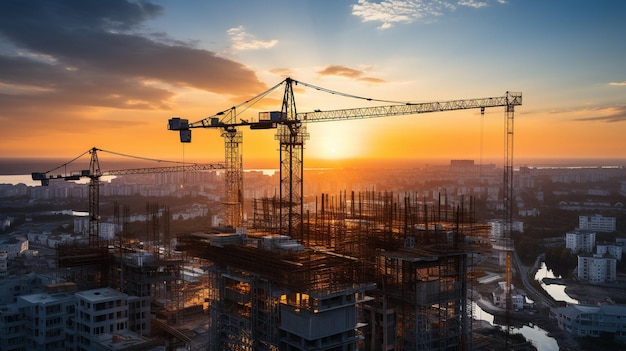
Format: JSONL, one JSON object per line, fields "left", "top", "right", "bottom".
{"left": 0, "top": 0, "right": 624, "bottom": 167}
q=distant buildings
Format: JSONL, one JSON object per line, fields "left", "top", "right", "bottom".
{"left": 579, "top": 214, "right": 616, "bottom": 233}
{"left": 0, "top": 237, "right": 28, "bottom": 259}
{"left": 577, "top": 254, "right": 617, "bottom": 284}
{"left": 491, "top": 282, "right": 530, "bottom": 311}
{"left": 597, "top": 243, "right": 623, "bottom": 261}
{"left": 565, "top": 230, "right": 596, "bottom": 254}
{"left": 553, "top": 303, "right": 626, "bottom": 340}
{"left": 487, "top": 219, "right": 524, "bottom": 239}
{"left": 0, "top": 216, "right": 14, "bottom": 231}
{"left": 619, "top": 180, "right": 626, "bottom": 197}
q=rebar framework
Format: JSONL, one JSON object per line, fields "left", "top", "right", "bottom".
{"left": 181, "top": 190, "right": 480, "bottom": 351}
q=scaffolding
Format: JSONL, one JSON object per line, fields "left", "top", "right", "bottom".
{"left": 249, "top": 191, "right": 472, "bottom": 350}
{"left": 177, "top": 233, "right": 374, "bottom": 351}
{"left": 376, "top": 248, "right": 469, "bottom": 350}
{"left": 55, "top": 243, "right": 112, "bottom": 290}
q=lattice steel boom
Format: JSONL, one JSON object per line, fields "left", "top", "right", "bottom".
{"left": 167, "top": 78, "right": 522, "bottom": 243}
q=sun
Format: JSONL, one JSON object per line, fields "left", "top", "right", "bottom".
{"left": 305, "top": 123, "right": 366, "bottom": 160}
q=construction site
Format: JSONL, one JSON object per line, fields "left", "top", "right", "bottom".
{"left": 32, "top": 78, "right": 522, "bottom": 350}
{"left": 177, "top": 190, "right": 478, "bottom": 351}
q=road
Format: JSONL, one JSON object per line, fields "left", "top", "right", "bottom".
{"left": 512, "top": 251, "right": 557, "bottom": 308}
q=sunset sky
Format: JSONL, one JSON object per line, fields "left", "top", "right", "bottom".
{"left": 0, "top": 0, "right": 624, "bottom": 170}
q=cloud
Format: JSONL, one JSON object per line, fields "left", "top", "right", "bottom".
{"left": 317, "top": 65, "right": 386, "bottom": 83}
{"left": 352, "top": 0, "right": 503, "bottom": 28}
{"left": 227, "top": 26, "right": 278, "bottom": 51}
{"left": 0, "top": 0, "right": 267, "bottom": 115}
{"left": 573, "top": 106, "right": 626, "bottom": 123}
{"left": 550, "top": 105, "right": 626, "bottom": 123}
{"left": 269, "top": 68, "right": 295, "bottom": 77}
{"left": 609, "top": 81, "right": 626, "bottom": 86}
{"left": 458, "top": 0, "right": 488, "bottom": 8}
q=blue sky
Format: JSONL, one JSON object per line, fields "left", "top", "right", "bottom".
{"left": 0, "top": 0, "right": 624, "bottom": 165}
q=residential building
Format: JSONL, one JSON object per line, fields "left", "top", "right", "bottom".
{"left": 579, "top": 214, "right": 616, "bottom": 233}
{"left": 565, "top": 230, "right": 596, "bottom": 254}
{"left": 0, "top": 252, "right": 7, "bottom": 277}
{"left": 552, "top": 303, "right": 626, "bottom": 340}
{"left": 0, "top": 237, "right": 28, "bottom": 259}
{"left": 17, "top": 291, "right": 75, "bottom": 351}
{"left": 487, "top": 219, "right": 524, "bottom": 239}
{"left": 0, "top": 305, "right": 23, "bottom": 351}
{"left": 491, "top": 282, "right": 529, "bottom": 311}
{"left": 597, "top": 243, "right": 623, "bottom": 261}
{"left": 0, "top": 273, "right": 54, "bottom": 305}
{"left": 0, "top": 287, "right": 153, "bottom": 351}
{"left": 577, "top": 254, "right": 617, "bottom": 284}
{"left": 74, "top": 288, "right": 129, "bottom": 351}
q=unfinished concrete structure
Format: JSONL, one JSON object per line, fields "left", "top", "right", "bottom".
{"left": 42, "top": 184, "right": 477, "bottom": 351}
{"left": 178, "top": 232, "right": 374, "bottom": 351}
{"left": 178, "top": 190, "right": 476, "bottom": 351}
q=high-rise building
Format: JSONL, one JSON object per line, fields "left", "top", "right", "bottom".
{"left": 579, "top": 214, "right": 616, "bottom": 233}
{"left": 577, "top": 254, "right": 617, "bottom": 284}
{"left": 566, "top": 230, "right": 596, "bottom": 254}
{"left": 0, "top": 287, "right": 153, "bottom": 351}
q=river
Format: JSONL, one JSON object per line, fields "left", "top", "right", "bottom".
{"left": 472, "top": 261, "right": 579, "bottom": 351}
{"left": 472, "top": 302, "right": 559, "bottom": 351}
{"left": 533, "top": 261, "right": 579, "bottom": 304}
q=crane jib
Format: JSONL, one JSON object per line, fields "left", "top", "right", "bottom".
{"left": 297, "top": 93, "right": 522, "bottom": 123}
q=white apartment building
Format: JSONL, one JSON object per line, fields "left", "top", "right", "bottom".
{"left": 73, "top": 218, "right": 118, "bottom": 241}
{"left": 18, "top": 292, "right": 75, "bottom": 351}
{"left": 565, "top": 230, "right": 596, "bottom": 254}
{"left": 0, "top": 305, "right": 22, "bottom": 351}
{"left": 491, "top": 282, "right": 529, "bottom": 311}
{"left": 597, "top": 243, "right": 623, "bottom": 261}
{"left": 579, "top": 214, "right": 616, "bottom": 232}
{"left": 74, "top": 288, "right": 130, "bottom": 351}
{"left": 487, "top": 219, "right": 524, "bottom": 239}
{"left": 553, "top": 303, "right": 626, "bottom": 340}
{"left": 0, "top": 287, "right": 152, "bottom": 351}
{"left": 577, "top": 254, "right": 617, "bottom": 284}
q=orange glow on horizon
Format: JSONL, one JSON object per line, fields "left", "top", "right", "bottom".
{"left": 3, "top": 90, "right": 626, "bottom": 167}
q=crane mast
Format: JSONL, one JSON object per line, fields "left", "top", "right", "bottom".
{"left": 277, "top": 78, "right": 309, "bottom": 238}
{"left": 222, "top": 126, "right": 244, "bottom": 229}
{"left": 88, "top": 148, "right": 102, "bottom": 247}
{"left": 504, "top": 97, "right": 516, "bottom": 321}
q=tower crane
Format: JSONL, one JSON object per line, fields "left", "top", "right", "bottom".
{"left": 168, "top": 77, "right": 522, "bottom": 325}
{"left": 168, "top": 77, "right": 521, "bottom": 239}
{"left": 32, "top": 147, "right": 225, "bottom": 247}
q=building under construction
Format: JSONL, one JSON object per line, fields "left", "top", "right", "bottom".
{"left": 176, "top": 190, "right": 477, "bottom": 351}
{"left": 50, "top": 183, "right": 480, "bottom": 351}
{"left": 52, "top": 202, "right": 210, "bottom": 348}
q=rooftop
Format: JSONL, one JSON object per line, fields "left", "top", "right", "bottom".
{"left": 75, "top": 287, "right": 127, "bottom": 302}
